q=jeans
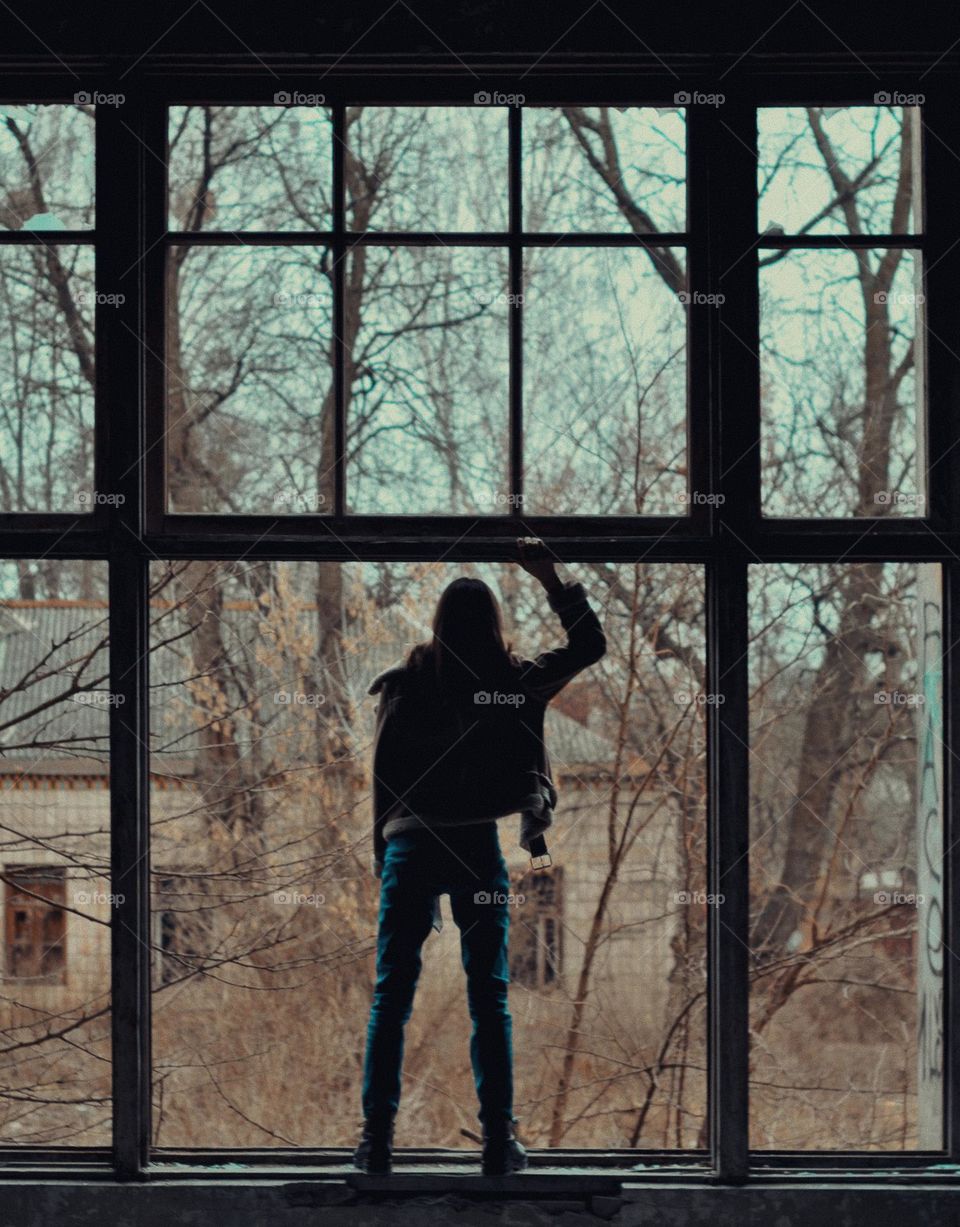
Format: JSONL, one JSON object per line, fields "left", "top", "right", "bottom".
{"left": 361, "top": 821, "right": 514, "bottom": 1127}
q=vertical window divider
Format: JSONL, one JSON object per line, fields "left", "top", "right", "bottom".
{"left": 508, "top": 104, "right": 523, "bottom": 513}
{"left": 332, "top": 102, "right": 346, "bottom": 518}
{"left": 101, "top": 80, "right": 152, "bottom": 1178}
{"left": 142, "top": 90, "right": 167, "bottom": 534}
{"left": 709, "top": 96, "right": 759, "bottom": 1183}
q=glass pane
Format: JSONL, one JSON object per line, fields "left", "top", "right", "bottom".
{"left": 758, "top": 106, "right": 921, "bottom": 236}
{"left": 168, "top": 105, "right": 333, "bottom": 231}
{"left": 749, "top": 562, "right": 943, "bottom": 1150}
{"left": 346, "top": 246, "right": 510, "bottom": 514}
{"left": 523, "top": 246, "right": 687, "bottom": 515}
{"left": 523, "top": 106, "right": 686, "bottom": 232}
{"left": 346, "top": 107, "right": 507, "bottom": 231}
{"left": 760, "top": 248, "right": 923, "bottom": 517}
{"left": 149, "top": 560, "right": 706, "bottom": 1150}
{"left": 0, "top": 560, "right": 111, "bottom": 1145}
{"left": 167, "top": 245, "right": 333, "bottom": 513}
{"left": 0, "top": 103, "right": 94, "bottom": 230}
{"left": 0, "top": 245, "right": 96, "bottom": 512}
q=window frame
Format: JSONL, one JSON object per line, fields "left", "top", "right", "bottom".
{"left": 0, "top": 62, "right": 956, "bottom": 1192}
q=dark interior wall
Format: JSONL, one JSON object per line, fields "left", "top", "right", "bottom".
{"left": 0, "top": 0, "right": 958, "bottom": 66}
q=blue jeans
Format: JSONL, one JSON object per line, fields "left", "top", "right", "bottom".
{"left": 361, "top": 821, "right": 514, "bottom": 1127}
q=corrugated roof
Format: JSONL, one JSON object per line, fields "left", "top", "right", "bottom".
{"left": 0, "top": 600, "right": 618, "bottom": 776}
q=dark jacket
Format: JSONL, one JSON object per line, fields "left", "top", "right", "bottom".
{"left": 367, "top": 580, "right": 606, "bottom": 878}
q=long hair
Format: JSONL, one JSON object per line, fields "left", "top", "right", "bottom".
{"left": 407, "top": 577, "right": 517, "bottom": 699}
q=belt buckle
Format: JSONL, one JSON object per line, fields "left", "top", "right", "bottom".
{"left": 530, "top": 852, "right": 552, "bottom": 872}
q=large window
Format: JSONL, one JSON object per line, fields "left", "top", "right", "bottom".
{"left": 161, "top": 104, "right": 689, "bottom": 519}
{"left": 0, "top": 85, "right": 953, "bottom": 1190}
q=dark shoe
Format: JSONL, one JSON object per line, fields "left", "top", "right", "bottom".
{"left": 353, "top": 1114, "right": 395, "bottom": 1174}
{"left": 482, "top": 1118, "right": 528, "bottom": 1176}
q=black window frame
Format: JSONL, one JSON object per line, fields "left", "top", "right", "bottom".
{"left": 0, "top": 61, "right": 956, "bottom": 1194}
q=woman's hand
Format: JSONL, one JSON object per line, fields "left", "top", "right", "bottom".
{"left": 516, "top": 537, "right": 563, "bottom": 594}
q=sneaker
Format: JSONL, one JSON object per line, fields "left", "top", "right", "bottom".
{"left": 352, "top": 1114, "right": 395, "bottom": 1174}
{"left": 481, "top": 1118, "right": 528, "bottom": 1176}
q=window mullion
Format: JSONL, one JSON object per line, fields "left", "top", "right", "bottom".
{"left": 100, "top": 82, "right": 152, "bottom": 1179}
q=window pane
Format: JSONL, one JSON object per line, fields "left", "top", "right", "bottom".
{"left": 168, "top": 105, "right": 333, "bottom": 231}
{"left": 346, "top": 246, "right": 510, "bottom": 514}
{"left": 758, "top": 106, "right": 921, "bottom": 236}
{"left": 346, "top": 107, "right": 507, "bottom": 232}
{"left": 0, "top": 103, "right": 94, "bottom": 230}
{"left": 523, "top": 247, "right": 687, "bottom": 515}
{"left": 749, "top": 562, "right": 943, "bottom": 1150}
{"left": 760, "top": 248, "right": 923, "bottom": 517}
{"left": 0, "top": 560, "right": 111, "bottom": 1146}
{"left": 167, "top": 246, "right": 333, "bottom": 514}
{"left": 0, "top": 245, "right": 95, "bottom": 512}
{"left": 149, "top": 560, "right": 706, "bottom": 1150}
{"left": 523, "top": 106, "right": 686, "bottom": 232}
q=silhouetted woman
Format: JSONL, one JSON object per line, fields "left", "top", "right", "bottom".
{"left": 354, "top": 538, "right": 606, "bottom": 1176}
